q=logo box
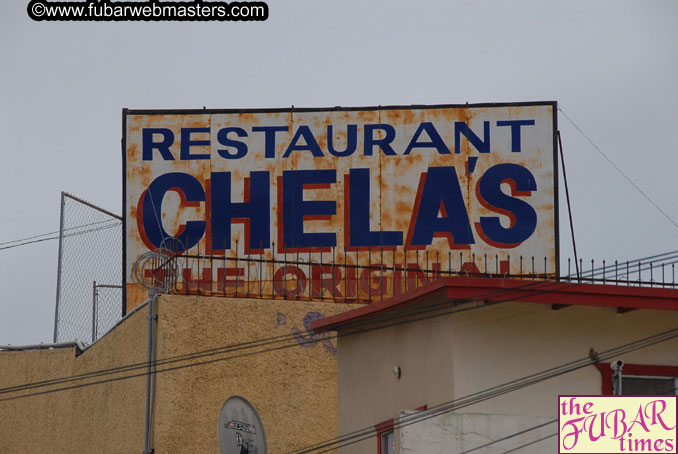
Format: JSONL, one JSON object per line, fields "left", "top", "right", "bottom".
{"left": 558, "top": 395, "right": 677, "bottom": 453}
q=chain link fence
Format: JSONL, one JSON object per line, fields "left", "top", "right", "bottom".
{"left": 92, "top": 283, "right": 123, "bottom": 343}
{"left": 53, "top": 192, "right": 122, "bottom": 344}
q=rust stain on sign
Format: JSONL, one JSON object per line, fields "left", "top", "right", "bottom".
{"left": 124, "top": 103, "right": 558, "bottom": 308}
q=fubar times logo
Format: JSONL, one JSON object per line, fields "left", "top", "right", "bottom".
{"left": 559, "top": 396, "right": 677, "bottom": 453}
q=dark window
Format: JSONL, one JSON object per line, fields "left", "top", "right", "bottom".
{"left": 622, "top": 375, "right": 677, "bottom": 396}
{"left": 595, "top": 363, "right": 678, "bottom": 395}
{"left": 375, "top": 405, "right": 426, "bottom": 454}
{"left": 375, "top": 418, "right": 394, "bottom": 454}
{"left": 380, "top": 430, "right": 395, "bottom": 454}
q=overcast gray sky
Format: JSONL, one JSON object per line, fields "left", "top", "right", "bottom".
{"left": 1, "top": 0, "right": 676, "bottom": 345}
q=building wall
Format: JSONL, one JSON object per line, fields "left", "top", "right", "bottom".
{"left": 399, "top": 411, "right": 554, "bottom": 454}
{"left": 0, "top": 295, "right": 361, "bottom": 454}
{"left": 450, "top": 302, "right": 678, "bottom": 416}
{"left": 152, "top": 294, "right": 361, "bottom": 453}
{"left": 0, "top": 302, "right": 149, "bottom": 454}
{"left": 337, "top": 302, "right": 457, "bottom": 454}
{"left": 336, "top": 300, "right": 678, "bottom": 454}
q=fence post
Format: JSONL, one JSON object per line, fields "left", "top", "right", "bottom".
{"left": 52, "top": 192, "right": 123, "bottom": 343}
{"left": 91, "top": 281, "right": 98, "bottom": 344}
{"left": 53, "top": 192, "right": 66, "bottom": 343}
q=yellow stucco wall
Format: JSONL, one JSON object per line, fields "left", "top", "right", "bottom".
{"left": 152, "top": 295, "right": 361, "bottom": 453}
{"left": 0, "top": 295, "right": 361, "bottom": 454}
{"left": 0, "top": 302, "right": 149, "bottom": 454}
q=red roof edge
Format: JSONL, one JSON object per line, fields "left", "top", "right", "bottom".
{"left": 311, "top": 279, "right": 450, "bottom": 333}
{"left": 311, "top": 277, "right": 678, "bottom": 333}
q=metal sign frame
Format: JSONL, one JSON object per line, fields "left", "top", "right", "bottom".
{"left": 122, "top": 102, "right": 559, "bottom": 314}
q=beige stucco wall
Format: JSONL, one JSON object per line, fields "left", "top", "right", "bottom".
{"left": 336, "top": 299, "right": 458, "bottom": 454}
{"left": 0, "top": 302, "right": 149, "bottom": 454}
{"left": 0, "top": 295, "right": 361, "bottom": 454}
{"left": 337, "top": 300, "right": 678, "bottom": 454}
{"left": 399, "top": 411, "right": 555, "bottom": 454}
{"left": 451, "top": 302, "right": 678, "bottom": 415}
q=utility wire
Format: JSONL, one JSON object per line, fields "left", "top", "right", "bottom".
{"left": 2, "top": 279, "right": 676, "bottom": 452}
{"left": 297, "top": 331, "right": 678, "bottom": 453}
{"left": 459, "top": 419, "right": 557, "bottom": 454}
{"left": 501, "top": 432, "right": 556, "bottom": 454}
{"left": 618, "top": 258, "right": 678, "bottom": 280}
{"left": 0, "top": 235, "right": 61, "bottom": 251}
{"left": 0, "top": 221, "right": 121, "bottom": 251}
{"left": 559, "top": 107, "right": 678, "bottom": 232}
{"left": 568, "top": 255, "right": 678, "bottom": 282}
{"left": 567, "top": 250, "right": 678, "bottom": 278}
{"left": 3, "top": 270, "right": 674, "bottom": 399}
{"left": 0, "top": 218, "right": 120, "bottom": 247}
{"left": 288, "top": 329, "right": 678, "bottom": 453}
{"left": 2, "top": 248, "right": 674, "bottom": 397}
{"left": 0, "top": 279, "right": 580, "bottom": 399}
{"left": 428, "top": 376, "right": 678, "bottom": 454}
{"left": 0, "top": 278, "right": 564, "bottom": 395}
{"left": 444, "top": 380, "right": 676, "bottom": 454}
{"left": 0, "top": 284, "right": 536, "bottom": 396}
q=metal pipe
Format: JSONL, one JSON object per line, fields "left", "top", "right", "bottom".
{"left": 558, "top": 131, "right": 580, "bottom": 279}
{"left": 63, "top": 192, "right": 123, "bottom": 220}
{"left": 0, "top": 341, "right": 86, "bottom": 352}
{"left": 53, "top": 192, "right": 66, "bottom": 343}
{"left": 91, "top": 281, "right": 98, "bottom": 344}
{"left": 611, "top": 360, "right": 624, "bottom": 395}
{"left": 143, "top": 293, "right": 160, "bottom": 454}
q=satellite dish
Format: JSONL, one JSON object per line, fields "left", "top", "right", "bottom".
{"left": 218, "top": 396, "right": 267, "bottom": 454}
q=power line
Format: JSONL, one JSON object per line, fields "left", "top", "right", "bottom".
{"left": 0, "top": 299, "right": 500, "bottom": 399}
{"left": 2, "top": 278, "right": 676, "bottom": 452}
{"left": 456, "top": 387, "right": 678, "bottom": 454}
{"left": 288, "top": 328, "right": 678, "bottom": 453}
{"left": 559, "top": 107, "right": 678, "bottom": 232}
{"left": 567, "top": 249, "right": 678, "bottom": 278}
{"left": 460, "top": 419, "right": 556, "bottom": 454}
{"left": 2, "top": 249, "right": 673, "bottom": 398}
{"left": 1, "top": 278, "right": 564, "bottom": 396}
{"left": 0, "top": 279, "right": 577, "bottom": 399}
{"left": 376, "top": 368, "right": 678, "bottom": 454}
{"left": 297, "top": 331, "right": 678, "bottom": 453}
{"left": 2, "top": 273, "right": 672, "bottom": 401}
{"left": 0, "top": 218, "right": 120, "bottom": 247}
{"left": 443, "top": 380, "right": 678, "bottom": 454}
{"left": 501, "top": 432, "right": 556, "bottom": 454}
{"left": 0, "top": 221, "right": 121, "bottom": 251}
{"left": 0, "top": 235, "right": 60, "bottom": 251}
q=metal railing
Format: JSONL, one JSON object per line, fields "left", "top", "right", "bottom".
{"left": 564, "top": 252, "right": 678, "bottom": 287}
{"left": 142, "top": 248, "right": 678, "bottom": 304}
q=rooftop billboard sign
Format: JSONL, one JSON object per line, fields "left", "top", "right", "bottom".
{"left": 123, "top": 102, "right": 558, "bottom": 311}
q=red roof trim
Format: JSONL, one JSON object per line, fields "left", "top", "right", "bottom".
{"left": 312, "top": 280, "right": 450, "bottom": 333}
{"left": 311, "top": 277, "right": 678, "bottom": 333}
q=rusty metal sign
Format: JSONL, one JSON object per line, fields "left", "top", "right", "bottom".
{"left": 123, "top": 102, "right": 558, "bottom": 311}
